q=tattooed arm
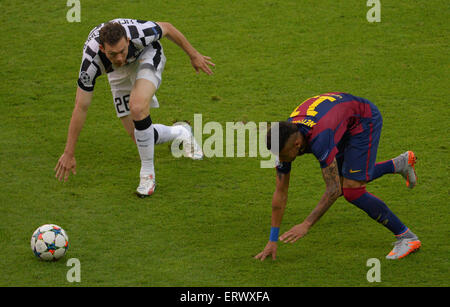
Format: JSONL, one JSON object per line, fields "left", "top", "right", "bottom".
{"left": 279, "top": 158, "right": 342, "bottom": 243}
{"left": 304, "top": 158, "right": 342, "bottom": 226}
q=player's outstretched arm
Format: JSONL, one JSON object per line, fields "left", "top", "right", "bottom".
{"left": 156, "top": 22, "right": 215, "bottom": 75}
{"left": 254, "top": 171, "right": 290, "bottom": 261}
{"left": 55, "top": 87, "right": 93, "bottom": 182}
{"left": 280, "top": 159, "right": 341, "bottom": 243}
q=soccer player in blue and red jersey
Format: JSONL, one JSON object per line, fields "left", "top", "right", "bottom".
{"left": 255, "top": 93, "right": 421, "bottom": 261}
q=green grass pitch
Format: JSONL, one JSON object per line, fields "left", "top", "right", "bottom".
{"left": 0, "top": 0, "right": 448, "bottom": 286}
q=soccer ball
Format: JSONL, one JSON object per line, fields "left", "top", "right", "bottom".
{"left": 31, "top": 224, "right": 69, "bottom": 261}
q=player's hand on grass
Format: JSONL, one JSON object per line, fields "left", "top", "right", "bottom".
{"left": 55, "top": 153, "right": 76, "bottom": 182}
{"left": 190, "top": 52, "right": 215, "bottom": 75}
{"left": 280, "top": 222, "right": 310, "bottom": 244}
{"left": 254, "top": 241, "right": 278, "bottom": 261}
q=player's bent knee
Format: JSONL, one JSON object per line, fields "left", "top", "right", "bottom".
{"left": 343, "top": 187, "right": 392, "bottom": 226}
{"left": 129, "top": 100, "right": 150, "bottom": 121}
{"left": 343, "top": 186, "right": 367, "bottom": 202}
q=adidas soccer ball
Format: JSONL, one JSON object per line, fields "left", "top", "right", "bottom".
{"left": 31, "top": 224, "right": 69, "bottom": 261}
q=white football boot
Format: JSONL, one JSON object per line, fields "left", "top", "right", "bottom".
{"left": 174, "top": 122, "right": 203, "bottom": 160}
{"left": 136, "top": 174, "right": 156, "bottom": 197}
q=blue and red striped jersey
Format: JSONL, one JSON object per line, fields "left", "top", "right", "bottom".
{"left": 287, "top": 92, "right": 376, "bottom": 168}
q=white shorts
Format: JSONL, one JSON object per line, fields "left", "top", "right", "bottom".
{"left": 107, "top": 45, "right": 166, "bottom": 118}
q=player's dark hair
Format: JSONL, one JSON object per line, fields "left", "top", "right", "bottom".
{"left": 99, "top": 22, "right": 127, "bottom": 47}
{"left": 266, "top": 121, "right": 299, "bottom": 154}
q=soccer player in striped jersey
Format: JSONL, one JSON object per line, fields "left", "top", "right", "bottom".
{"left": 255, "top": 93, "right": 420, "bottom": 261}
{"left": 55, "top": 19, "right": 214, "bottom": 197}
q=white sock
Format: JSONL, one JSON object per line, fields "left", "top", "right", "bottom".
{"left": 134, "top": 125, "right": 155, "bottom": 178}
{"left": 153, "top": 124, "right": 188, "bottom": 145}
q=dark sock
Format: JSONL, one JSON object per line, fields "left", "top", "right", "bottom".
{"left": 343, "top": 187, "right": 408, "bottom": 235}
{"left": 370, "top": 160, "right": 395, "bottom": 181}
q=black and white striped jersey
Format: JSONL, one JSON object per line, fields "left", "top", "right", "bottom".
{"left": 77, "top": 18, "right": 163, "bottom": 92}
